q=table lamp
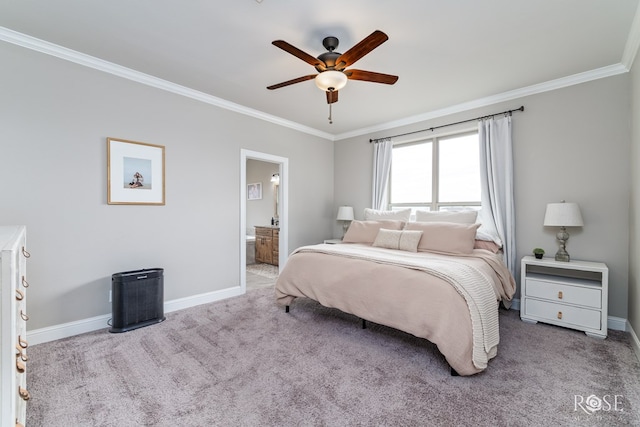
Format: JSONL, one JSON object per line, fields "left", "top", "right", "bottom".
{"left": 336, "top": 206, "right": 354, "bottom": 238}
{"left": 543, "top": 201, "right": 584, "bottom": 262}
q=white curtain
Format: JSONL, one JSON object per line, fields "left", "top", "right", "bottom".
{"left": 478, "top": 115, "right": 516, "bottom": 276}
{"left": 371, "top": 138, "right": 393, "bottom": 210}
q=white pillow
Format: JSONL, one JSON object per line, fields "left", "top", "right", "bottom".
{"left": 372, "top": 229, "right": 423, "bottom": 252}
{"left": 415, "top": 210, "right": 478, "bottom": 224}
{"left": 472, "top": 209, "right": 503, "bottom": 246}
{"left": 364, "top": 208, "right": 411, "bottom": 222}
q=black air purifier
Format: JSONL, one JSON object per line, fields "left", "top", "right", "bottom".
{"left": 110, "top": 268, "right": 165, "bottom": 333}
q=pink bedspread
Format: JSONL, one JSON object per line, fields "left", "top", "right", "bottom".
{"left": 275, "top": 243, "right": 516, "bottom": 375}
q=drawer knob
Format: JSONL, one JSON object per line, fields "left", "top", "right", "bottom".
{"left": 557, "top": 311, "right": 563, "bottom": 320}
{"left": 558, "top": 291, "right": 563, "bottom": 299}
{"left": 15, "top": 289, "right": 24, "bottom": 301}
{"left": 18, "top": 386, "right": 30, "bottom": 401}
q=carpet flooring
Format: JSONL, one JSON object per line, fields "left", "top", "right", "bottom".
{"left": 26, "top": 287, "right": 640, "bottom": 426}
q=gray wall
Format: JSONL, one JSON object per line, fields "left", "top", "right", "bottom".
{"left": 335, "top": 74, "right": 631, "bottom": 319}
{"left": 0, "top": 41, "right": 334, "bottom": 330}
{"left": 630, "top": 50, "right": 640, "bottom": 336}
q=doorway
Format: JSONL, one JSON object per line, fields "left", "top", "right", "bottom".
{"left": 240, "top": 149, "right": 288, "bottom": 292}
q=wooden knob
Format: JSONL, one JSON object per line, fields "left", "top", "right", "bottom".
{"left": 18, "top": 386, "right": 30, "bottom": 401}
{"left": 558, "top": 291, "right": 563, "bottom": 299}
{"left": 557, "top": 311, "right": 563, "bottom": 320}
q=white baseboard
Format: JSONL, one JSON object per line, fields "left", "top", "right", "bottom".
{"left": 509, "top": 298, "right": 627, "bottom": 331}
{"left": 27, "top": 285, "right": 245, "bottom": 346}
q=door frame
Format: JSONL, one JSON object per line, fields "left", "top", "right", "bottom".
{"left": 240, "top": 149, "right": 289, "bottom": 291}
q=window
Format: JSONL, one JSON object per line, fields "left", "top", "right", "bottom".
{"left": 389, "top": 131, "right": 481, "bottom": 215}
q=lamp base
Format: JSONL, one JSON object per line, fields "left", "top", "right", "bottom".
{"left": 555, "top": 227, "right": 570, "bottom": 262}
{"left": 342, "top": 222, "right": 349, "bottom": 238}
{"left": 555, "top": 249, "right": 570, "bottom": 262}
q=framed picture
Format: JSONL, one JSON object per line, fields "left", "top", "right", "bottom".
{"left": 247, "top": 182, "right": 262, "bottom": 200}
{"left": 107, "top": 138, "right": 165, "bottom": 205}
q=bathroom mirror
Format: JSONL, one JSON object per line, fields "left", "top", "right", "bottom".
{"left": 271, "top": 173, "right": 280, "bottom": 223}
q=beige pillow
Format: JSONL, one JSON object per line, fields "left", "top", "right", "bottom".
{"left": 364, "top": 208, "right": 411, "bottom": 222}
{"left": 404, "top": 222, "right": 481, "bottom": 254}
{"left": 415, "top": 210, "right": 478, "bottom": 224}
{"left": 474, "top": 239, "right": 502, "bottom": 253}
{"left": 343, "top": 220, "right": 405, "bottom": 244}
{"left": 373, "top": 229, "right": 423, "bottom": 252}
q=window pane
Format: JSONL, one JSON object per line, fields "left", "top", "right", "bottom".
{"left": 390, "top": 143, "right": 432, "bottom": 204}
{"left": 439, "top": 134, "right": 480, "bottom": 203}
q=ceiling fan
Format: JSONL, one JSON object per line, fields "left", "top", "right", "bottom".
{"left": 267, "top": 30, "right": 398, "bottom": 123}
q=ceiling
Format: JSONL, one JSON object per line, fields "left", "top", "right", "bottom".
{"left": 1, "top": 0, "right": 639, "bottom": 140}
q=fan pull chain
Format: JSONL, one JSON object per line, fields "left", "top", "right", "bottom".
{"left": 328, "top": 103, "right": 333, "bottom": 124}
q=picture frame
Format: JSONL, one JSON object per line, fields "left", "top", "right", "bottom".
{"left": 247, "top": 182, "right": 262, "bottom": 200}
{"left": 107, "top": 137, "right": 165, "bottom": 205}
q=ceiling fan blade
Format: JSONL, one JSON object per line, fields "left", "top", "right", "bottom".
{"left": 334, "top": 30, "right": 388, "bottom": 70}
{"left": 326, "top": 90, "right": 338, "bottom": 104}
{"left": 267, "top": 74, "right": 316, "bottom": 90}
{"left": 345, "top": 69, "right": 398, "bottom": 85}
{"left": 272, "top": 40, "right": 326, "bottom": 70}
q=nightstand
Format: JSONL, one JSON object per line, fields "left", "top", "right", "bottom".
{"left": 520, "top": 256, "right": 608, "bottom": 338}
{"left": 324, "top": 238, "right": 343, "bottom": 244}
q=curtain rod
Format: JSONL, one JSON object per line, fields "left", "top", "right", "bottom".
{"left": 369, "top": 105, "right": 524, "bottom": 143}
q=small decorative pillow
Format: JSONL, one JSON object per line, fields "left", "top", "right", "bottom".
{"left": 364, "top": 208, "right": 411, "bottom": 222}
{"left": 373, "top": 229, "right": 423, "bottom": 252}
{"left": 404, "top": 221, "right": 481, "bottom": 254}
{"left": 342, "top": 220, "right": 405, "bottom": 244}
{"left": 415, "top": 210, "right": 478, "bottom": 224}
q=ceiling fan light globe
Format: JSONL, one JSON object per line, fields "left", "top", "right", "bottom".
{"left": 315, "top": 70, "right": 347, "bottom": 92}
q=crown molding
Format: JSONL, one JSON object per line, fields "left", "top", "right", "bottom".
{"left": 0, "top": 25, "right": 633, "bottom": 144}
{"left": 622, "top": 1, "right": 640, "bottom": 70}
{"left": 333, "top": 63, "right": 629, "bottom": 141}
{"left": 0, "top": 26, "right": 334, "bottom": 141}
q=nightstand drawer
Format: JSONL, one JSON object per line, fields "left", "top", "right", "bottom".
{"left": 524, "top": 299, "right": 601, "bottom": 330}
{"left": 525, "top": 279, "right": 601, "bottom": 309}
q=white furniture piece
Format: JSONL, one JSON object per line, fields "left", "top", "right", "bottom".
{"left": 520, "top": 255, "right": 608, "bottom": 338}
{"left": 1, "top": 226, "right": 29, "bottom": 427}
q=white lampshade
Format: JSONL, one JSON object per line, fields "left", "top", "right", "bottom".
{"left": 336, "top": 206, "right": 354, "bottom": 221}
{"left": 543, "top": 202, "right": 584, "bottom": 227}
{"left": 315, "top": 70, "right": 348, "bottom": 92}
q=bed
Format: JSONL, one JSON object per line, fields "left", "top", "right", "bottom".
{"left": 274, "top": 215, "right": 516, "bottom": 376}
